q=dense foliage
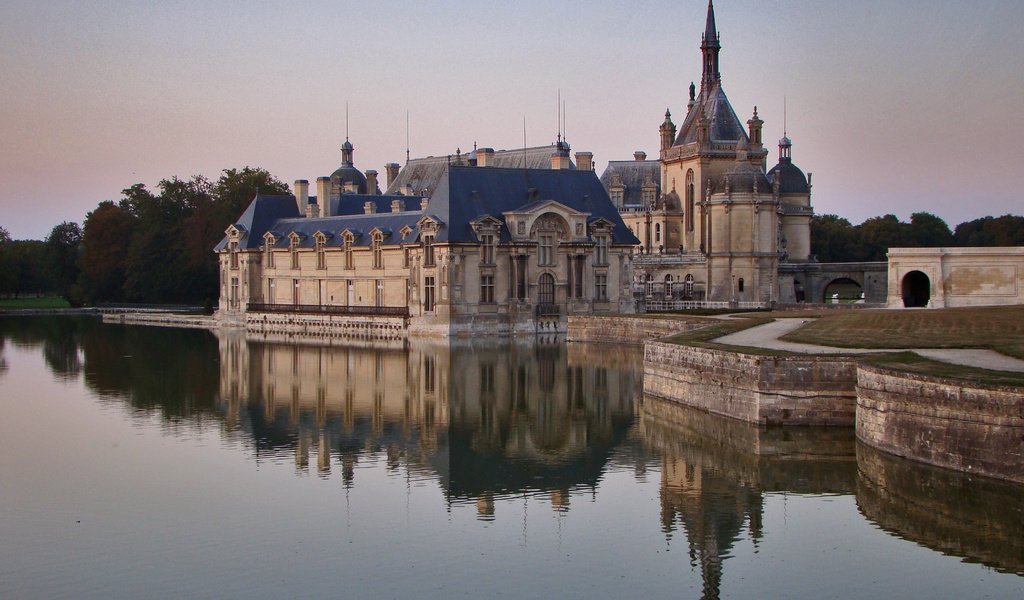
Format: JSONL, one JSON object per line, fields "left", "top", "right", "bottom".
{"left": 810, "top": 212, "right": 1021, "bottom": 263}
{"left": 0, "top": 167, "right": 288, "bottom": 306}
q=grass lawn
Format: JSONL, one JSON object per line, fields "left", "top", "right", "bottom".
{"left": 663, "top": 315, "right": 797, "bottom": 356}
{"left": 863, "top": 352, "right": 1024, "bottom": 387}
{"left": 779, "top": 306, "right": 1024, "bottom": 359}
{"left": 0, "top": 296, "right": 72, "bottom": 309}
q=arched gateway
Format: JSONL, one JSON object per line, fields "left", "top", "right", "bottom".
{"left": 901, "top": 271, "right": 930, "bottom": 307}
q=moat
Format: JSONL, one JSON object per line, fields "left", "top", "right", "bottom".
{"left": 1, "top": 316, "right": 1021, "bottom": 599}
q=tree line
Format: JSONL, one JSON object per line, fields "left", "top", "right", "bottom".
{"left": 2, "top": 179, "right": 1021, "bottom": 305}
{"left": 810, "top": 212, "right": 1024, "bottom": 263}
{"left": 0, "top": 167, "right": 288, "bottom": 306}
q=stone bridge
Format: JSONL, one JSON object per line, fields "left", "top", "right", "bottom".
{"left": 777, "top": 261, "right": 888, "bottom": 304}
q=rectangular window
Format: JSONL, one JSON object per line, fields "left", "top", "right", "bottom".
{"left": 343, "top": 239, "right": 353, "bottom": 269}
{"left": 573, "top": 258, "right": 584, "bottom": 298}
{"left": 290, "top": 240, "right": 299, "bottom": 269}
{"left": 375, "top": 279, "right": 383, "bottom": 307}
{"left": 265, "top": 241, "right": 275, "bottom": 268}
{"left": 267, "top": 278, "right": 274, "bottom": 303}
{"left": 539, "top": 234, "right": 554, "bottom": 266}
{"left": 424, "top": 276, "right": 435, "bottom": 311}
{"left": 372, "top": 238, "right": 383, "bottom": 269}
{"left": 423, "top": 235, "right": 435, "bottom": 267}
{"left": 230, "top": 277, "right": 239, "bottom": 308}
{"left": 480, "top": 234, "right": 495, "bottom": 265}
{"left": 595, "top": 236, "right": 608, "bottom": 265}
{"left": 595, "top": 273, "right": 608, "bottom": 301}
{"left": 316, "top": 239, "right": 325, "bottom": 269}
{"left": 480, "top": 274, "right": 494, "bottom": 304}
{"left": 404, "top": 247, "right": 412, "bottom": 268}
{"left": 229, "top": 242, "right": 239, "bottom": 270}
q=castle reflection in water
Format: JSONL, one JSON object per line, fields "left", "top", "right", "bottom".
{"left": 2, "top": 315, "right": 1021, "bottom": 594}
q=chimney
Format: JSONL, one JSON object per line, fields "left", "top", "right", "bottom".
{"left": 391, "top": 199, "right": 404, "bottom": 213}
{"left": 404, "top": 183, "right": 414, "bottom": 196}
{"left": 365, "top": 170, "right": 379, "bottom": 195}
{"left": 385, "top": 163, "right": 400, "bottom": 189}
{"left": 634, "top": 151, "right": 647, "bottom": 161}
{"left": 294, "top": 179, "right": 309, "bottom": 214}
{"left": 477, "top": 147, "right": 495, "bottom": 167}
{"left": 575, "top": 152, "right": 593, "bottom": 172}
{"left": 363, "top": 201, "right": 376, "bottom": 214}
{"left": 316, "top": 177, "right": 330, "bottom": 217}
{"left": 305, "top": 200, "right": 316, "bottom": 218}
{"left": 420, "top": 198, "right": 429, "bottom": 210}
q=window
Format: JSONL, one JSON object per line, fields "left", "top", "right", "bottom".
{"left": 686, "top": 170, "right": 695, "bottom": 232}
{"left": 655, "top": 223, "right": 661, "bottom": 243}
{"left": 230, "top": 276, "right": 239, "bottom": 308}
{"left": 665, "top": 274, "right": 674, "bottom": 298}
{"left": 595, "top": 236, "right": 608, "bottom": 266}
{"left": 538, "top": 273, "right": 555, "bottom": 305}
{"left": 595, "top": 273, "right": 608, "bottom": 301}
{"left": 372, "top": 233, "right": 383, "bottom": 269}
{"left": 375, "top": 279, "right": 383, "bottom": 306}
{"left": 316, "top": 237, "right": 325, "bottom": 269}
{"left": 569, "top": 257, "right": 583, "bottom": 299}
{"left": 424, "top": 276, "right": 435, "bottom": 311}
{"left": 423, "top": 235, "right": 435, "bottom": 267}
{"left": 265, "top": 239, "right": 275, "bottom": 268}
{"left": 290, "top": 238, "right": 299, "bottom": 269}
{"left": 738, "top": 278, "right": 745, "bottom": 293}
{"left": 480, "top": 233, "right": 495, "bottom": 265}
{"left": 229, "top": 241, "right": 239, "bottom": 270}
{"left": 404, "top": 247, "right": 412, "bottom": 268}
{"left": 267, "top": 278, "right": 274, "bottom": 303}
{"left": 539, "top": 234, "right": 554, "bottom": 266}
{"left": 684, "top": 274, "right": 695, "bottom": 299}
{"left": 480, "top": 274, "right": 494, "bottom": 303}
{"left": 343, "top": 235, "right": 354, "bottom": 269}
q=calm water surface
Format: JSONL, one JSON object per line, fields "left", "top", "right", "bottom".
{"left": 0, "top": 316, "right": 1021, "bottom": 599}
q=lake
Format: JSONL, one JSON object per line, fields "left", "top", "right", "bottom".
{"left": 1, "top": 316, "right": 1021, "bottom": 599}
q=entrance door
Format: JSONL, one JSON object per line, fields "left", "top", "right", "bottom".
{"left": 901, "top": 271, "right": 930, "bottom": 307}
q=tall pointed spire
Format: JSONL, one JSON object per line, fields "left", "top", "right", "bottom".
{"left": 700, "top": 0, "right": 721, "bottom": 92}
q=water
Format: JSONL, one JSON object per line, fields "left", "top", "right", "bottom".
{"left": 0, "top": 316, "right": 1021, "bottom": 599}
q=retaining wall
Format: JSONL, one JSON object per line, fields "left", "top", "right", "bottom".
{"left": 643, "top": 342, "right": 857, "bottom": 426}
{"left": 567, "top": 315, "right": 706, "bottom": 345}
{"left": 857, "top": 366, "right": 1024, "bottom": 484}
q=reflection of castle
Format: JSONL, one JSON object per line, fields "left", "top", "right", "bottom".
{"left": 640, "top": 395, "right": 857, "bottom": 599}
{"left": 216, "top": 331, "right": 641, "bottom": 515}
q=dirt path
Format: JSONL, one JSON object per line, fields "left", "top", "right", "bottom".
{"left": 713, "top": 318, "right": 1024, "bottom": 373}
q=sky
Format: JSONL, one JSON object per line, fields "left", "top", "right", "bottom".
{"left": 1, "top": 0, "right": 1022, "bottom": 240}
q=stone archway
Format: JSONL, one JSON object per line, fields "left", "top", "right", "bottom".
{"left": 901, "top": 271, "right": 930, "bottom": 308}
{"left": 822, "top": 277, "right": 863, "bottom": 304}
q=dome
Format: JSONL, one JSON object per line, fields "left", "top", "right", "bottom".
{"left": 330, "top": 166, "right": 367, "bottom": 193}
{"left": 767, "top": 161, "right": 809, "bottom": 194}
{"left": 712, "top": 161, "right": 771, "bottom": 195}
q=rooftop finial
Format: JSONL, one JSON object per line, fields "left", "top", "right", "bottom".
{"left": 345, "top": 101, "right": 349, "bottom": 142}
{"left": 700, "top": 0, "right": 721, "bottom": 91}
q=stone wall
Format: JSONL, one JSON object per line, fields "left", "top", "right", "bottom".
{"left": 245, "top": 311, "right": 408, "bottom": 343}
{"left": 856, "top": 366, "right": 1024, "bottom": 484}
{"left": 643, "top": 342, "right": 857, "bottom": 426}
{"left": 566, "top": 315, "right": 706, "bottom": 345}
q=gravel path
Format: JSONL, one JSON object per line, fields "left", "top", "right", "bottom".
{"left": 713, "top": 318, "right": 1024, "bottom": 373}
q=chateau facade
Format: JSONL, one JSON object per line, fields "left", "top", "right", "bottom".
{"left": 215, "top": 142, "right": 639, "bottom": 336}
{"left": 602, "top": 0, "right": 814, "bottom": 306}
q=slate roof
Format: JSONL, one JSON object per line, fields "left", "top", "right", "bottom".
{"left": 385, "top": 144, "right": 575, "bottom": 197}
{"left": 426, "top": 166, "right": 639, "bottom": 245}
{"left": 329, "top": 194, "right": 422, "bottom": 216}
{"left": 674, "top": 84, "right": 748, "bottom": 146}
{"left": 216, "top": 166, "right": 639, "bottom": 252}
{"left": 767, "top": 158, "right": 810, "bottom": 195}
{"left": 599, "top": 160, "right": 661, "bottom": 207}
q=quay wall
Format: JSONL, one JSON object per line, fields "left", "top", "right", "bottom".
{"left": 857, "top": 366, "right": 1024, "bottom": 484}
{"left": 567, "top": 315, "right": 706, "bottom": 345}
{"left": 102, "top": 312, "right": 218, "bottom": 329}
{"left": 643, "top": 342, "right": 857, "bottom": 426}
{"left": 244, "top": 312, "right": 408, "bottom": 343}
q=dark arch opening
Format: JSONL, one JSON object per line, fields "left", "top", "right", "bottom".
{"left": 538, "top": 273, "right": 555, "bottom": 306}
{"left": 823, "top": 277, "right": 862, "bottom": 304}
{"left": 901, "top": 271, "right": 930, "bottom": 308}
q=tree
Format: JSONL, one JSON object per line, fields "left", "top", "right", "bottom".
{"left": 0, "top": 227, "right": 14, "bottom": 296}
{"left": 954, "top": 215, "right": 1024, "bottom": 247}
{"left": 856, "top": 214, "right": 909, "bottom": 261}
{"left": 810, "top": 214, "right": 862, "bottom": 262}
{"left": 907, "top": 212, "right": 953, "bottom": 247}
{"left": 79, "top": 201, "right": 136, "bottom": 303}
{"left": 45, "top": 221, "right": 83, "bottom": 303}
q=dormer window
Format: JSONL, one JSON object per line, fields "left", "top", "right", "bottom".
{"left": 229, "top": 241, "right": 239, "bottom": 270}
{"left": 343, "top": 233, "right": 354, "bottom": 269}
{"left": 315, "top": 236, "right": 326, "bottom": 270}
{"left": 372, "top": 232, "right": 384, "bottom": 269}
{"left": 290, "top": 236, "right": 300, "bottom": 269}
{"left": 423, "top": 234, "right": 435, "bottom": 267}
{"left": 480, "top": 233, "right": 495, "bottom": 265}
{"left": 264, "top": 236, "right": 276, "bottom": 268}
{"left": 595, "top": 235, "right": 609, "bottom": 266}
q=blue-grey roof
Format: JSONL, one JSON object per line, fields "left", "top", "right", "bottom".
{"left": 266, "top": 213, "right": 424, "bottom": 247}
{"left": 425, "top": 166, "right": 640, "bottom": 245}
{"left": 214, "top": 194, "right": 300, "bottom": 251}
{"left": 599, "top": 160, "right": 661, "bottom": 207}
{"left": 674, "top": 84, "right": 748, "bottom": 146}
{"left": 767, "top": 158, "right": 810, "bottom": 195}
{"left": 330, "top": 194, "right": 421, "bottom": 216}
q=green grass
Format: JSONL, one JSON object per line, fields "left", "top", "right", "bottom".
{"left": 0, "top": 296, "right": 72, "bottom": 309}
{"left": 863, "top": 351, "right": 1024, "bottom": 387}
{"left": 780, "top": 306, "right": 1024, "bottom": 359}
{"left": 662, "top": 316, "right": 798, "bottom": 356}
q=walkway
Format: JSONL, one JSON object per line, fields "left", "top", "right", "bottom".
{"left": 713, "top": 318, "right": 1024, "bottom": 373}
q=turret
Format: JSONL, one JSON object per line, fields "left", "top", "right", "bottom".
{"left": 700, "top": 0, "right": 721, "bottom": 92}
{"left": 660, "top": 109, "right": 676, "bottom": 152}
{"left": 747, "top": 107, "right": 763, "bottom": 151}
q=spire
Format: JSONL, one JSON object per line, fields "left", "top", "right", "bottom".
{"left": 700, "top": 0, "right": 721, "bottom": 92}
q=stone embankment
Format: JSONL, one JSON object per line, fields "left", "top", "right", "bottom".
{"left": 644, "top": 342, "right": 857, "bottom": 426}
{"left": 566, "top": 315, "right": 705, "bottom": 345}
{"left": 245, "top": 312, "right": 408, "bottom": 343}
{"left": 857, "top": 366, "right": 1024, "bottom": 484}
{"left": 102, "top": 312, "right": 217, "bottom": 329}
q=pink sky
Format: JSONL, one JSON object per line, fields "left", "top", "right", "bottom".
{"left": 2, "top": 0, "right": 1021, "bottom": 239}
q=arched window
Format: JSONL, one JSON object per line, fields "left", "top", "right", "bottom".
{"left": 538, "top": 273, "right": 555, "bottom": 306}
{"left": 683, "top": 274, "right": 695, "bottom": 299}
{"left": 665, "top": 274, "right": 674, "bottom": 299}
{"left": 685, "top": 170, "right": 695, "bottom": 232}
